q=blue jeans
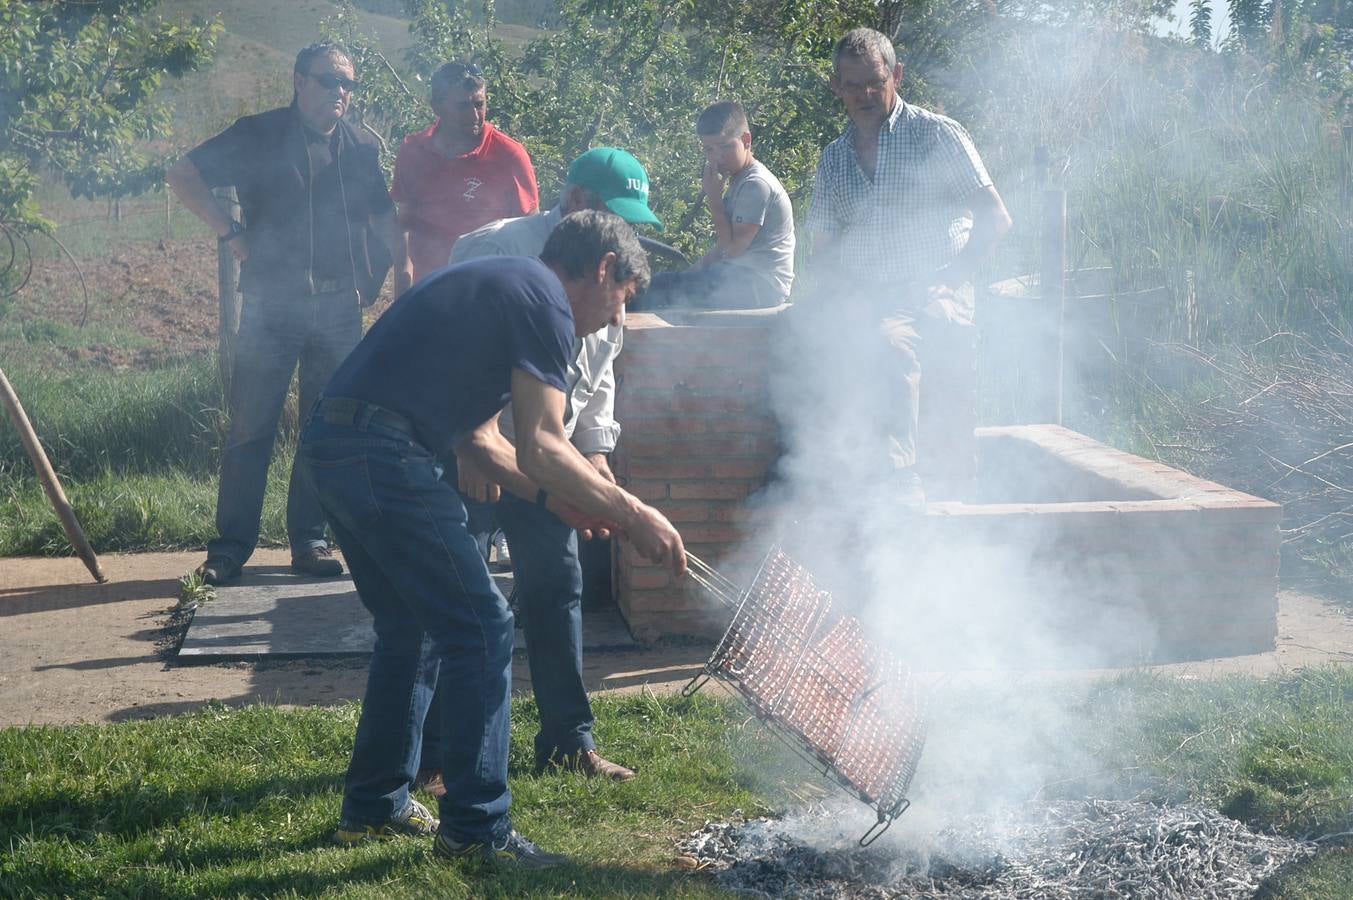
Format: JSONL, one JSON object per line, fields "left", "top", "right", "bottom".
{"left": 209, "top": 289, "right": 361, "bottom": 566}
{"left": 298, "top": 408, "right": 513, "bottom": 843}
{"left": 422, "top": 489, "right": 595, "bottom": 768}
{"left": 462, "top": 495, "right": 502, "bottom": 563}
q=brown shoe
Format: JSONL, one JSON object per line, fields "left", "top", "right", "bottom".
{"left": 413, "top": 767, "right": 446, "bottom": 798}
{"left": 547, "top": 749, "right": 636, "bottom": 782}
{"left": 291, "top": 546, "right": 343, "bottom": 577}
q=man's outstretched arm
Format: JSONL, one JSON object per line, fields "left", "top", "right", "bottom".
{"left": 165, "top": 156, "right": 248, "bottom": 260}
{"left": 503, "top": 368, "right": 685, "bottom": 573}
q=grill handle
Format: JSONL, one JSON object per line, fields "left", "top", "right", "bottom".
{"left": 686, "top": 552, "right": 740, "bottom": 609}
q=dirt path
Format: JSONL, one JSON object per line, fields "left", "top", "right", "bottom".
{"left": 1, "top": 551, "right": 1350, "bottom": 727}
{"left": 0, "top": 550, "right": 717, "bottom": 726}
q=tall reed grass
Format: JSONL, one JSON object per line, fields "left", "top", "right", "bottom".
{"left": 960, "top": 25, "right": 1348, "bottom": 343}
{"left": 0, "top": 357, "right": 223, "bottom": 481}
{"left": 0, "top": 355, "right": 294, "bottom": 555}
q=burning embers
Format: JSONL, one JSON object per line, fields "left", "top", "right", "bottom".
{"left": 677, "top": 800, "right": 1314, "bottom": 899}
{"left": 685, "top": 548, "right": 927, "bottom": 843}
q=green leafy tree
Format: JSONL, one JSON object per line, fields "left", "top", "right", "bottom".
{"left": 334, "top": 0, "right": 886, "bottom": 258}
{"left": 0, "top": 0, "right": 219, "bottom": 234}
{"left": 1190, "top": 0, "right": 1214, "bottom": 46}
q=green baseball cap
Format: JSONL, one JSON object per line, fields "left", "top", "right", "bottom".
{"left": 566, "top": 147, "right": 663, "bottom": 231}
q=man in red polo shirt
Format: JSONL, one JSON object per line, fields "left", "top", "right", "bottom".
{"left": 392, "top": 61, "right": 539, "bottom": 281}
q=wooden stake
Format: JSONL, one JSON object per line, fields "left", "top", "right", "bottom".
{"left": 0, "top": 367, "right": 107, "bottom": 583}
{"left": 1042, "top": 189, "right": 1067, "bottom": 425}
{"left": 213, "top": 186, "right": 242, "bottom": 397}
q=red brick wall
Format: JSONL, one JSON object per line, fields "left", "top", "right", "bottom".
{"left": 612, "top": 310, "right": 785, "bottom": 641}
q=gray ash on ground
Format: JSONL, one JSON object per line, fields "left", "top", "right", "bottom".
{"left": 677, "top": 799, "right": 1313, "bottom": 898}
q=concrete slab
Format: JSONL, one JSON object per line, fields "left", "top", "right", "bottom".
{"left": 179, "top": 564, "right": 641, "bottom": 660}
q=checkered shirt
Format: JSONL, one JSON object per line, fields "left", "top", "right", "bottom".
{"left": 806, "top": 101, "right": 993, "bottom": 285}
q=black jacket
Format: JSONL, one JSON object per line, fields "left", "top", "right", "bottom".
{"left": 189, "top": 104, "right": 394, "bottom": 300}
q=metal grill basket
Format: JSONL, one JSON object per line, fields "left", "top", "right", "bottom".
{"left": 683, "top": 545, "right": 927, "bottom": 845}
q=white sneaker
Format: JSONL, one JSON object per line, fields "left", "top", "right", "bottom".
{"left": 490, "top": 533, "right": 512, "bottom": 569}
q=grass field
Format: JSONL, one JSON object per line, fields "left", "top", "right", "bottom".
{"left": 2, "top": 674, "right": 1352, "bottom": 897}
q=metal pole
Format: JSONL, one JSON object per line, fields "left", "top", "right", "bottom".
{"left": 1042, "top": 189, "right": 1067, "bottom": 425}
{"left": 0, "top": 367, "right": 107, "bottom": 583}
{"left": 1033, "top": 145, "right": 1050, "bottom": 188}
{"left": 1342, "top": 126, "right": 1351, "bottom": 266}
{"left": 213, "top": 186, "right": 242, "bottom": 400}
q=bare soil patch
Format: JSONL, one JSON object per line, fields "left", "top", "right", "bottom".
{"left": 13, "top": 238, "right": 219, "bottom": 368}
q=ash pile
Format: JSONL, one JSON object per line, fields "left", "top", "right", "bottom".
{"left": 677, "top": 799, "right": 1313, "bottom": 899}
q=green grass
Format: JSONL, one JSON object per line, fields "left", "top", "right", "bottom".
{"left": 2, "top": 674, "right": 1352, "bottom": 897}
{"left": 0, "top": 313, "right": 155, "bottom": 355}
{"left": 0, "top": 358, "right": 224, "bottom": 482}
{"left": 1259, "top": 848, "right": 1353, "bottom": 899}
{"left": 0, "top": 355, "right": 299, "bottom": 556}
{"left": 0, "top": 354, "right": 296, "bottom": 557}
{"left": 0, "top": 464, "right": 291, "bottom": 556}
{"left": 1073, "top": 669, "right": 1353, "bottom": 836}
{"left": 0, "top": 694, "right": 778, "bottom": 899}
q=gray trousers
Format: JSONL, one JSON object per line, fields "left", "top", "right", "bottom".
{"left": 208, "top": 287, "right": 361, "bottom": 565}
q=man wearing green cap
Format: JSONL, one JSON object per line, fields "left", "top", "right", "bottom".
{"left": 410, "top": 147, "right": 662, "bottom": 787}
{"left": 453, "top": 147, "right": 663, "bottom": 261}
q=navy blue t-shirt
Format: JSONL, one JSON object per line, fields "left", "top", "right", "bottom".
{"left": 323, "top": 256, "right": 574, "bottom": 453}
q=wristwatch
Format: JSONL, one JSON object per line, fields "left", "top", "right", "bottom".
{"left": 217, "top": 220, "right": 245, "bottom": 243}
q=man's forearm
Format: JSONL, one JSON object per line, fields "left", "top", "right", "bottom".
{"left": 798, "top": 230, "right": 839, "bottom": 295}
{"left": 165, "top": 157, "right": 235, "bottom": 238}
{"left": 375, "top": 212, "right": 408, "bottom": 270}
{"left": 457, "top": 425, "right": 539, "bottom": 500}
{"left": 707, "top": 194, "right": 734, "bottom": 251}
{"left": 517, "top": 428, "right": 642, "bottom": 529}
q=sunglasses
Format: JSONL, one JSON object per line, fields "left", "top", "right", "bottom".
{"left": 306, "top": 71, "right": 359, "bottom": 92}
{"left": 447, "top": 62, "right": 484, "bottom": 78}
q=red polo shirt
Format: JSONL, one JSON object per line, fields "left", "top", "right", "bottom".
{"left": 392, "top": 120, "right": 539, "bottom": 279}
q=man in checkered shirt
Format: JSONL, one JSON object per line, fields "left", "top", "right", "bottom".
{"left": 804, "top": 27, "right": 1012, "bottom": 507}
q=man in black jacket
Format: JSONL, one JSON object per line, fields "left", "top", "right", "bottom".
{"left": 167, "top": 42, "right": 410, "bottom": 584}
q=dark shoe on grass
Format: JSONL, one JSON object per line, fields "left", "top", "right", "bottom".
{"left": 413, "top": 767, "right": 446, "bottom": 798}
{"left": 196, "top": 556, "right": 241, "bottom": 586}
{"left": 434, "top": 829, "right": 568, "bottom": 869}
{"left": 333, "top": 798, "right": 439, "bottom": 845}
{"left": 538, "top": 748, "right": 636, "bottom": 782}
{"left": 292, "top": 546, "right": 343, "bottom": 577}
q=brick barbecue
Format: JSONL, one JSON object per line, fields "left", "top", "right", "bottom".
{"left": 612, "top": 307, "right": 1282, "bottom": 664}
{"left": 612, "top": 309, "right": 782, "bottom": 641}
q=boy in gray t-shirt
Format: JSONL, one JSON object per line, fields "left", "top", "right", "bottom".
{"left": 636, "top": 101, "right": 795, "bottom": 309}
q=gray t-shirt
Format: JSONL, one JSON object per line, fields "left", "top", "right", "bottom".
{"left": 723, "top": 159, "right": 795, "bottom": 298}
